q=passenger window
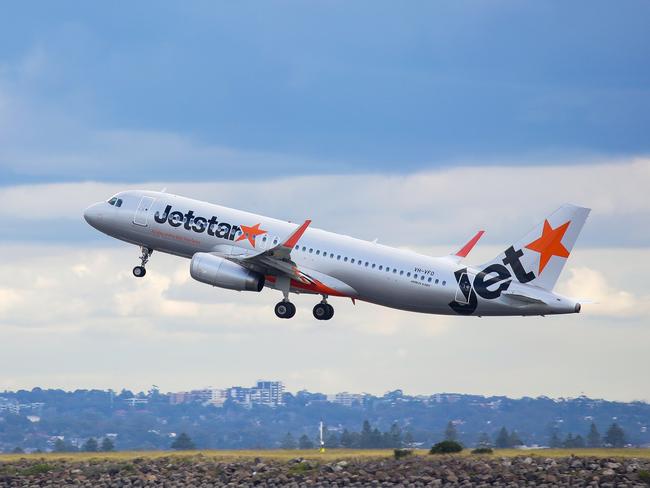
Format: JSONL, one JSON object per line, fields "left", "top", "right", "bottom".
{"left": 414, "top": 274, "right": 418, "bottom": 279}
{"left": 330, "top": 253, "right": 334, "bottom": 258}
{"left": 337, "top": 255, "right": 341, "bottom": 260}
{"left": 435, "top": 279, "right": 439, "bottom": 284}
{"left": 365, "top": 262, "right": 369, "bottom": 267}
{"left": 442, "top": 281, "right": 446, "bottom": 286}
{"left": 393, "top": 269, "right": 397, "bottom": 274}
{"left": 344, "top": 257, "right": 348, "bottom": 262}
{"left": 372, "top": 263, "right": 376, "bottom": 269}
{"left": 428, "top": 277, "right": 432, "bottom": 282}
{"left": 309, "top": 248, "right": 313, "bottom": 253}
{"left": 302, "top": 246, "right": 306, "bottom": 251}
{"left": 421, "top": 275, "right": 425, "bottom": 280}
{"left": 407, "top": 272, "right": 411, "bottom": 277}
{"left": 400, "top": 270, "right": 404, "bottom": 275}
{"left": 358, "top": 261, "right": 362, "bottom": 266}
{"left": 386, "top": 267, "right": 390, "bottom": 272}
{"left": 316, "top": 250, "right": 320, "bottom": 255}
{"left": 351, "top": 258, "right": 355, "bottom": 264}
{"left": 273, "top": 238, "right": 278, "bottom": 245}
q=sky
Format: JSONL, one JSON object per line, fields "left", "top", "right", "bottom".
{"left": 0, "top": 1, "right": 649, "bottom": 401}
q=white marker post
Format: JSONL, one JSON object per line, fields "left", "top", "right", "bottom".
{"left": 319, "top": 420, "right": 325, "bottom": 453}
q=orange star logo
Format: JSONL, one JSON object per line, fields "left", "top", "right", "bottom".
{"left": 525, "top": 219, "right": 571, "bottom": 274}
{"left": 236, "top": 223, "right": 267, "bottom": 247}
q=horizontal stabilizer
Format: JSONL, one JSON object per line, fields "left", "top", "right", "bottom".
{"left": 502, "top": 290, "right": 548, "bottom": 305}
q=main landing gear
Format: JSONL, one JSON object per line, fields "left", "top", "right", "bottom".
{"left": 274, "top": 295, "right": 335, "bottom": 320}
{"left": 133, "top": 247, "right": 153, "bottom": 278}
{"left": 313, "top": 300, "right": 334, "bottom": 321}
{"left": 274, "top": 301, "right": 296, "bottom": 319}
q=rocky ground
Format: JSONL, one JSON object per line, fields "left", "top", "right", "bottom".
{"left": 1, "top": 454, "right": 650, "bottom": 487}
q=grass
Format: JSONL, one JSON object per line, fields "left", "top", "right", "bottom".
{"left": 0, "top": 448, "right": 649, "bottom": 464}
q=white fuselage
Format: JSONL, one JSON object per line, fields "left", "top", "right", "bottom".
{"left": 84, "top": 190, "right": 580, "bottom": 317}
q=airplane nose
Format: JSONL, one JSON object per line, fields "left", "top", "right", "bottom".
{"left": 83, "top": 203, "right": 104, "bottom": 228}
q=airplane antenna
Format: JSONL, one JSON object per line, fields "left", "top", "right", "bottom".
{"left": 160, "top": 187, "right": 167, "bottom": 193}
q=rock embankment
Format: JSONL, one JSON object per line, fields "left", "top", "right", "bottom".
{"left": 1, "top": 454, "right": 650, "bottom": 487}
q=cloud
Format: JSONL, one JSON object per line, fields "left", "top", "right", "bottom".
{"left": 1, "top": 239, "right": 649, "bottom": 399}
{"left": 0, "top": 158, "right": 648, "bottom": 248}
{"left": 557, "top": 266, "right": 650, "bottom": 317}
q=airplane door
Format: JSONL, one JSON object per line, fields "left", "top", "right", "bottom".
{"left": 454, "top": 272, "right": 473, "bottom": 305}
{"left": 133, "top": 197, "right": 155, "bottom": 227}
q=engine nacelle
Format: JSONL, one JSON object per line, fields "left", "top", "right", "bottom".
{"left": 190, "top": 253, "right": 264, "bottom": 292}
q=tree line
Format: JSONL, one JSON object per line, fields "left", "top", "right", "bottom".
{"left": 549, "top": 422, "right": 626, "bottom": 448}
{"left": 170, "top": 420, "right": 629, "bottom": 452}
{"left": 282, "top": 421, "right": 409, "bottom": 450}
{"left": 52, "top": 437, "right": 114, "bottom": 453}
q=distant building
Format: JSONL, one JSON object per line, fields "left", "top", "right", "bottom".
{"left": 124, "top": 397, "right": 148, "bottom": 407}
{"left": 250, "top": 381, "right": 284, "bottom": 407}
{"left": 228, "top": 386, "right": 252, "bottom": 407}
{"left": 332, "top": 392, "right": 363, "bottom": 407}
{"left": 168, "top": 381, "right": 285, "bottom": 408}
{"left": 430, "top": 393, "right": 462, "bottom": 404}
{"left": 208, "top": 388, "right": 228, "bottom": 407}
{"left": 169, "top": 392, "right": 189, "bottom": 405}
{"left": 189, "top": 389, "right": 213, "bottom": 403}
{"left": 0, "top": 398, "right": 19, "bottom": 415}
{"left": 228, "top": 381, "right": 284, "bottom": 408}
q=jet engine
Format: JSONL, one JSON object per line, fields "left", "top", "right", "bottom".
{"left": 190, "top": 253, "right": 264, "bottom": 292}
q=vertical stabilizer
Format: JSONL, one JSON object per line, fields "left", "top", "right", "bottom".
{"left": 480, "top": 204, "right": 590, "bottom": 291}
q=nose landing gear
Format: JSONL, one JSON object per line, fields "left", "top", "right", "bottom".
{"left": 133, "top": 247, "right": 153, "bottom": 278}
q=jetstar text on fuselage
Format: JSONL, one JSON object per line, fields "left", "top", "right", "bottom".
{"left": 154, "top": 204, "right": 265, "bottom": 245}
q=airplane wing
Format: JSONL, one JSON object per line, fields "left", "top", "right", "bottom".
{"left": 209, "top": 219, "right": 357, "bottom": 297}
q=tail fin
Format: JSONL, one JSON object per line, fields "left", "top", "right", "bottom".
{"left": 479, "top": 204, "right": 590, "bottom": 291}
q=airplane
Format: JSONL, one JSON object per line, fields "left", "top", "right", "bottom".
{"left": 84, "top": 190, "right": 590, "bottom": 320}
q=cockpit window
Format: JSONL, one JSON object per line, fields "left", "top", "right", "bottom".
{"left": 115, "top": 199, "right": 123, "bottom": 207}
{"left": 108, "top": 197, "right": 117, "bottom": 206}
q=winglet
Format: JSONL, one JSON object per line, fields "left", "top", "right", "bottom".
{"left": 282, "top": 219, "right": 312, "bottom": 249}
{"left": 455, "top": 230, "right": 485, "bottom": 258}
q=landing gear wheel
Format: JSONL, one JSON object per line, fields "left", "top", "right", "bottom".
{"left": 133, "top": 266, "right": 146, "bottom": 278}
{"left": 275, "top": 301, "right": 296, "bottom": 319}
{"left": 133, "top": 247, "right": 152, "bottom": 278}
{"left": 313, "top": 303, "right": 334, "bottom": 320}
{"left": 325, "top": 304, "right": 334, "bottom": 320}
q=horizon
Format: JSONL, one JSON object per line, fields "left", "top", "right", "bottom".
{"left": 3, "top": 384, "right": 649, "bottom": 405}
